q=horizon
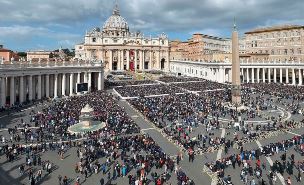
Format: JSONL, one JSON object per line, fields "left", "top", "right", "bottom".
{"left": 0, "top": 0, "right": 303, "bottom": 51}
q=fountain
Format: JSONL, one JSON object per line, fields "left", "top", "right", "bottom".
{"left": 68, "top": 104, "right": 106, "bottom": 134}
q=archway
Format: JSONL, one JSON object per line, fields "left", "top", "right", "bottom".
{"left": 161, "top": 58, "right": 165, "bottom": 70}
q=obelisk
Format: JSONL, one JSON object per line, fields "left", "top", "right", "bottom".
{"left": 231, "top": 20, "right": 241, "bottom": 105}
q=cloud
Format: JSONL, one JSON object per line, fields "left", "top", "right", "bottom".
{"left": 0, "top": 0, "right": 303, "bottom": 50}
{"left": 0, "top": 25, "right": 81, "bottom": 50}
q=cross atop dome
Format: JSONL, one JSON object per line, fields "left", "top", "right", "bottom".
{"left": 113, "top": 0, "right": 120, "bottom": 15}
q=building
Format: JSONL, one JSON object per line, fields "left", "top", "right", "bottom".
{"left": 75, "top": 2, "right": 170, "bottom": 72}
{"left": 169, "top": 33, "right": 246, "bottom": 62}
{"left": 27, "top": 50, "right": 52, "bottom": 62}
{"left": 0, "top": 45, "right": 19, "bottom": 62}
{"left": 0, "top": 61, "right": 104, "bottom": 107}
{"left": 245, "top": 25, "right": 304, "bottom": 61}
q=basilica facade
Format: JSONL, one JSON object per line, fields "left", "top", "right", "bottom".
{"left": 75, "top": 3, "right": 170, "bottom": 72}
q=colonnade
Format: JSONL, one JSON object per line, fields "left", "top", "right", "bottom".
{"left": 241, "top": 67, "right": 303, "bottom": 85}
{"left": 170, "top": 60, "right": 304, "bottom": 85}
{"left": 0, "top": 71, "right": 104, "bottom": 107}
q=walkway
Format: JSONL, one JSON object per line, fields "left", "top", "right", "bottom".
{"left": 117, "top": 99, "right": 211, "bottom": 184}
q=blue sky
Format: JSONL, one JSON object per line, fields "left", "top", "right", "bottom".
{"left": 0, "top": 0, "right": 303, "bottom": 51}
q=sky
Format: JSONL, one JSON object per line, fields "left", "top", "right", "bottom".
{"left": 0, "top": 0, "right": 303, "bottom": 51}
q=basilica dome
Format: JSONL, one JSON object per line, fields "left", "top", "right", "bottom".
{"left": 102, "top": 3, "right": 129, "bottom": 36}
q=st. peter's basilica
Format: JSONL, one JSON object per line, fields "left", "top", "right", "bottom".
{"left": 75, "top": 2, "right": 170, "bottom": 72}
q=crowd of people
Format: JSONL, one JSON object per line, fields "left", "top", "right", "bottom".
{"left": 107, "top": 80, "right": 157, "bottom": 87}
{"left": 0, "top": 91, "right": 195, "bottom": 185}
{"left": 171, "top": 81, "right": 228, "bottom": 92}
{"left": 158, "top": 76, "right": 205, "bottom": 83}
{"left": 206, "top": 135, "right": 304, "bottom": 185}
{"left": 115, "top": 84, "right": 185, "bottom": 97}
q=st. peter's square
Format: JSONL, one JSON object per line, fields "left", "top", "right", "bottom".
{"left": 0, "top": 0, "right": 304, "bottom": 185}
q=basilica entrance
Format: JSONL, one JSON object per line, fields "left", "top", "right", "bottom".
{"left": 113, "top": 62, "right": 118, "bottom": 71}
{"left": 129, "top": 61, "right": 135, "bottom": 71}
{"left": 144, "top": 62, "right": 149, "bottom": 70}
{"left": 161, "top": 58, "right": 165, "bottom": 70}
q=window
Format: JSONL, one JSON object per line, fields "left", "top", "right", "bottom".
{"left": 92, "top": 38, "right": 96, "bottom": 42}
{"left": 105, "top": 40, "right": 108, "bottom": 43}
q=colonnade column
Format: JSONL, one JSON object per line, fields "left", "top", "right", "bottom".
{"left": 1, "top": 77, "right": 6, "bottom": 107}
{"left": 19, "top": 76, "right": 24, "bottom": 103}
{"left": 37, "top": 75, "right": 42, "bottom": 99}
{"left": 69, "top": 73, "right": 74, "bottom": 95}
{"left": 292, "top": 68, "right": 296, "bottom": 85}
{"left": 62, "top": 73, "right": 66, "bottom": 96}
{"left": 54, "top": 74, "right": 58, "bottom": 98}
{"left": 299, "top": 69, "right": 302, "bottom": 85}
{"left": 10, "top": 77, "right": 15, "bottom": 106}
{"left": 262, "top": 68, "right": 266, "bottom": 83}
{"left": 286, "top": 68, "right": 289, "bottom": 84}
{"left": 257, "top": 68, "right": 260, "bottom": 83}
{"left": 77, "top": 73, "right": 81, "bottom": 84}
{"left": 268, "top": 68, "right": 271, "bottom": 83}
{"left": 46, "top": 74, "right": 49, "bottom": 98}
{"left": 28, "top": 76, "right": 33, "bottom": 101}
{"left": 274, "top": 68, "right": 277, "bottom": 83}
{"left": 280, "top": 68, "right": 283, "bottom": 83}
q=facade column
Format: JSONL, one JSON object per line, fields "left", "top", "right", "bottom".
{"left": 45, "top": 74, "right": 50, "bottom": 98}
{"left": 1, "top": 77, "right": 6, "bottom": 107}
{"left": 286, "top": 68, "right": 289, "bottom": 84}
{"left": 262, "top": 68, "right": 266, "bottom": 83}
{"left": 251, "top": 68, "right": 255, "bottom": 83}
{"left": 299, "top": 69, "right": 302, "bottom": 85}
{"left": 149, "top": 51, "right": 152, "bottom": 70}
{"left": 69, "top": 73, "right": 74, "bottom": 95}
{"left": 10, "top": 76, "right": 15, "bottom": 106}
{"left": 274, "top": 68, "right": 277, "bottom": 83}
{"left": 121, "top": 50, "right": 124, "bottom": 70}
{"left": 62, "top": 73, "right": 66, "bottom": 96}
{"left": 28, "top": 76, "right": 33, "bottom": 101}
{"left": 134, "top": 50, "right": 138, "bottom": 72}
{"left": 257, "top": 68, "right": 260, "bottom": 83}
{"left": 54, "top": 74, "right": 58, "bottom": 98}
{"left": 19, "top": 76, "right": 24, "bottom": 103}
{"left": 88, "top": 72, "right": 92, "bottom": 92}
{"left": 139, "top": 50, "right": 143, "bottom": 70}
{"left": 126, "top": 50, "right": 130, "bottom": 70}
{"left": 246, "top": 68, "right": 250, "bottom": 83}
{"left": 280, "top": 68, "right": 283, "bottom": 83}
{"left": 292, "top": 68, "right": 296, "bottom": 85}
{"left": 37, "top": 75, "right": 42, "bottom": 99}
{"left": 109, "top": 50, "right": 113, "bottom": 71}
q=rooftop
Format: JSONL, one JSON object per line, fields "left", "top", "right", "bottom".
{"left": 245, "top": 24, "right": 304, "bottom": 34}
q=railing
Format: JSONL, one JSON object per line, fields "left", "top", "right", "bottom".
{"left": 0, "top": 61, "right": 104, "bottom": 69}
